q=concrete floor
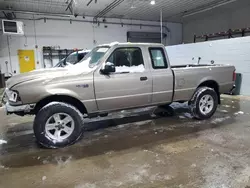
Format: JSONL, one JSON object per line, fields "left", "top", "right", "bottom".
{"left": 1, "top": 96, "right": 250, "bottom": 188}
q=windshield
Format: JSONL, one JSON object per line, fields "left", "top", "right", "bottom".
{"left": 66, "top": 53, "right": 78, "bottom": 64}
{"left": 54, "top": 50, "right": 90, "bottom": 68}
{"left": 67, "top": 46, "right": 110, "bottom": 73}
{"left": 54, "top": 58, "right": 66, "bottom": 67}
{"left": 66, "top": 51, "right": 89, "bottom": 65}
{"left": 80, "top": 47, "right": 110, "bottom": 65}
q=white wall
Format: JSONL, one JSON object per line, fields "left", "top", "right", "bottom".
{"left": 183, "top": 0, "right": 250, "bottom": 43}
{"left": 0, "top": 15, "right": 182, "bottom": 76}
{"left": 166, "top": 36, "right": 250, "bottom": 95}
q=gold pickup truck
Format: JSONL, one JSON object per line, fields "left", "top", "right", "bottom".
{"left": 3, "top": 42, "right": 235, "bottom": 148}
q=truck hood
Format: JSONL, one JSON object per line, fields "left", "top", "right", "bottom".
{"left": 6, "top": 68, "right": 83, "bottom": 88}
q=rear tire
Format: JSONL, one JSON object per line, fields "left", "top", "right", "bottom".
{"left": 33, "top": 102, "right": 84, "bottom": 148}
{"left": 189, "top": 87, "right": 218, "bottom": 120}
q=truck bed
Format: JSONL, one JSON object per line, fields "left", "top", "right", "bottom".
{"left": 171, "top": 64, "right": 216, "bottom": 68}
{"left": 171, "top": 64, "right": 235, "bottom": 102}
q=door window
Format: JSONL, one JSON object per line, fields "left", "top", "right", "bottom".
{"left": 107, "top": 47, "right": 145, "bottom": 73}
{"left": 149, "top": 48, "right": 168, "bottom": 69}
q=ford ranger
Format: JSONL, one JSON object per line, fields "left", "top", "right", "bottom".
{"left": 3, "top": 42, "right": 235, "bottom": 148}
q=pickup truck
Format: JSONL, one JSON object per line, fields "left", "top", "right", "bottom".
{"left": 3, "top": 42, "right": 235, "bottom": 148}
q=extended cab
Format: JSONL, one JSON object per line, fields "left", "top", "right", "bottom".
{"left": 3, "top": 42, "right": 235, "bottom": 148}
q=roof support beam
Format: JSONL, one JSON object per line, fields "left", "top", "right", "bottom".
{"left": 93, "top": 0, "right": 124, "bottom": 22}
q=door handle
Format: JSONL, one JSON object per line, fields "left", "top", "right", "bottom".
{"left": 140, "top": 76, "right": 148, "bottom": 81}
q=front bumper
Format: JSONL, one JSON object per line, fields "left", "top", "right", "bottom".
{"left": 4, "top": 102, "right": 35, "bottom": 114}
{"left": 2, "top": 88, "right": 35, "bottom": 115}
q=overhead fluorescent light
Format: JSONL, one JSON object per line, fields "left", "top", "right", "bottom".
{"left": 130, "top": 0, "right": 136, "bottom": 9}
{"left": 150, "top": 0, "right": 155, "bottom": 5}
{"left": 183, "top": 0, "right": 237, "bottom": 18}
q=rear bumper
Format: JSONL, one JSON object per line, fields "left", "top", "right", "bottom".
{"left": 220, "top": 82, "right": 235, "bottom": 94}
{"left": 4, "top": 102, "right": 35, "bottom": 114}
{"left": 222, "top": 84, "right": 236, "bottom": 95}
{"left": 230, "top": 85, "right": 236, "bottom": 94}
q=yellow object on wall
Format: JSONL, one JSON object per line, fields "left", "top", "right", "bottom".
{"left": 18, "top": 50, "right": 35, "bottom": 73}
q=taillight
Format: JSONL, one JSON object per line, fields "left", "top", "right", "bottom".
{"left": 233, "top": 70, "right": 236, "bottom": 81}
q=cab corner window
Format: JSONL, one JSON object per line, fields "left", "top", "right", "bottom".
{"left": 149, "top": 48, "right": 168, "bottom": 69}
{"left": 107, "top": 47, "right": 145, "bottom": 73}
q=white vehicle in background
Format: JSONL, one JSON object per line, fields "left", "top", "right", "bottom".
{"left": 54, "top": 50, "right": 90, "bottom": 68}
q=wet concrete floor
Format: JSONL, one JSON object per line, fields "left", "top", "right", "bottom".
{"left": 1, "top": 96, "right": 250, "bottom": 188}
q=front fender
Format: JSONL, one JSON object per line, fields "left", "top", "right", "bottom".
{"left": 42, "top": 88, "right": 98, "bottom": 113}
{"left": 46, "top": 88, "right": 81, "bottom": 100}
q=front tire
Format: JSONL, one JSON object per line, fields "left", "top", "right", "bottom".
{"left": 189, "top": 87, "right": 218, "bottom": 120}
{"left": 33, "top": 102, "right": 84, "bottom": 148}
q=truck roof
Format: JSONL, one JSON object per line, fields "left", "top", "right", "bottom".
{"left": 97, "top": 42, "right": 165, "bottom": 48}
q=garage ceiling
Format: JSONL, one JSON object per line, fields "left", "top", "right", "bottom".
{"left": 0, "top": 0, "right": 240, "bottom": 22}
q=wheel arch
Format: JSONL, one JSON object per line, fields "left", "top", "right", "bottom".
{"left": 197, "top": 80, "right": 220, "bottom": 104}
{"left": 34, "top": 95, "right": 87, "bottom": 115}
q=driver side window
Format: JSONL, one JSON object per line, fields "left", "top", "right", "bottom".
{"left": 107, "top": 47, "right": 145, "bottom": 73}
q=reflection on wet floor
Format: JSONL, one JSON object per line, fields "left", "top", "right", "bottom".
{"left": 0, "top": 97, "right": 244, "bottom": 167}
{"left": 1, "top": 96, "right": 250, "bottom": 188}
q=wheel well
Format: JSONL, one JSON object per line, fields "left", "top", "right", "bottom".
{"left": 198, "top": 80, "right": 220, "bottom": 104}
{"left": 34, "top": 95, "right": 87, "bottom": 115}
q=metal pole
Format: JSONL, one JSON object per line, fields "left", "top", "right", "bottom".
{"left": 160, "top": 9, "right": 163, "bottom": 44}
{"left": 6, "top": 36, "right": 13, "bottom": 74}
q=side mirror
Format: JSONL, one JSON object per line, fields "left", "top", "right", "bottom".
{"left": 101, "top": 62, "right": 116, "bottom": 74}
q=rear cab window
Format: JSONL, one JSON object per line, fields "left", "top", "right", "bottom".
{"left": 107, "top": 47, "right": 145, "bottom": 73}
{"left": 149, "top": 48, "right": 168, "bottom": 69}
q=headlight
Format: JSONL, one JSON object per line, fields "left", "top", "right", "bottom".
{"left": 5, "top": 88, "right": 20, "bottom": 103}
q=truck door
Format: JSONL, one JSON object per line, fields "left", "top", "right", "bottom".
{"left": 148, "top": 47, "right": 174, "bottom": 104}
{"left": 94, "top": 47, "right": 152, "bottom": 111}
